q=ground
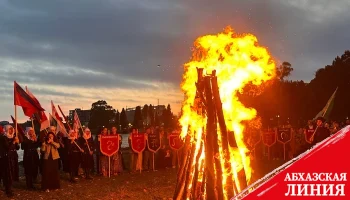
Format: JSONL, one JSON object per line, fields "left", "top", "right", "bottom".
{"left": 1, "top": 168, "right": 177, "bottom": 200}
{"left": 0, "top": 151, "right": 285, "bottom": 200}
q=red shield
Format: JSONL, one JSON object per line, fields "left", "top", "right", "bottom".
{"left": 168, "top": 131, "right": 184, "bottom": 150}
{"left": 131, "top": 132, "right": 146, "bottom": 153}
{"left": 100, "top": 135, "right": 120, "bottom": 156}
{"left": 262, "top": 129, "right": 276, "bottom": 147}
{"left": 277, "top": 128, "right": 292, "bottom": 144}
{"left": 305, "top": 128, "right": 315, "bottom": 144}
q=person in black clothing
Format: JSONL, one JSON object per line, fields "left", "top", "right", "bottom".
{"left": 311, "top": 117, "right": 331, "bottom": 146}
{"left": 94, "top": 127, "right": 103, "bottom": 175}
{"left": 4, "top": 125, "right": 20, "bottom": 182}
{"left": 67, "top": 130, "right": 83, "bottom": 183}
{"left": 143, "top": 127, "right": 153, "bottom": 171}
{"left": 79, "top": 128, "right": 94, "bottom": 179}
{"left": 21, "top": 127, "right": 40, "bottom": 190}
{"left": 0, "top": 126, "right": 14, "bottom": 197}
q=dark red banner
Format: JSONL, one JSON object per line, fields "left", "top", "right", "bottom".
{"left": 147, "top": 130, "right": 161, "bottom": 153}
{"left": 130, "top": 132, "right": 146, "bottom": 153}
{"left": 235, "top": 125, "right": 350, "bottom": 200}
{"left": 305, "top": 128, "right": 315, "bottom": 144}
{"left": 277, "top": 128, "right": 292, "bottom": 144}
{"left": 168, "top": 131, "right": 184, "bottom": 150}
{"left": 100, "top": 135, "right": 120, "bottom": 156}
{"left": 262, "top": 129, "right": 276, "bottom": 147}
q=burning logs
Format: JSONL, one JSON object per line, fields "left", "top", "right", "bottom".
{"left": 173, "top": 69, "right": 248, "bottom": 200}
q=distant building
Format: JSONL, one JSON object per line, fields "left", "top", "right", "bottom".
{"left": 154, "top": 105, "right": 166, "bottom": 116}
{"left": 0, "top": 121, "right": 10, "bottom": 126}
{"left": 125, "top": 105, "right": 166, "bottom": 126}
{"left": 69, "top": 108, "right": 91, "bottom": 127}
{"left": 125, "top": 108, "right": 136, "bottom": 123}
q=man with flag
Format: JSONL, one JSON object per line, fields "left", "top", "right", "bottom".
{"left": 310, "top": 87, "right": 337, "bottom": 145}
{"left": 311, "top": 117, "right": 330, "bottom": 145}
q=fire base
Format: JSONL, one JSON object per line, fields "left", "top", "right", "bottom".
{"left": 173, "top": 68, "right": 248, "bottom": 200}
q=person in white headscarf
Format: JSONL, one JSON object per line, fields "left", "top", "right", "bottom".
{"left": 49, "top": 126, "right": 57, "bottom": 134}
{"left": 4, "top": 125, "right": 20, "bottom": 182}
{"left": 41, "top": 131, "right": 60, "bottom": 192}
{"left": 0, "top": 126, "right": 14, "bottom": 197}
{"left": 79, "top": 128, "right": 94, "bottom": 179}
{"left": 21, "top": 127, "right": 40, "bottom": 190}
{"left": 68, "top": 130, "right": 83, "bottom": 183}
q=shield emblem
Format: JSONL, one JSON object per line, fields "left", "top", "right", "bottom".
{"left": 168, "top": 131, "right": 184, "bottom": 150}
{"left": 131, "top": 132, "right": 146, "bottom": 153}
{"left": 262, "top": 129, "right": 276, "bottom": 147}
{"left": 305, "top": 128, "right": 315, "bottom": 144}
{"left": 100, "top": 135, "right": 120, "bottom": 157}
{"left": 277, "top": 128, "right": 292, "bottom": 144}
{"left": 147, "top": 130, "right": 161, "bottom": 153}
{"left": 251, "top": 129, "right": 262, "bottom": 146}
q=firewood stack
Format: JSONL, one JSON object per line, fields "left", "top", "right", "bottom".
{"left": 173, "top": 68, "right": 248, "bottom": 200}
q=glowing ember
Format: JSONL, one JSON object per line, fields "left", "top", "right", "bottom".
{"left": 178, "top": 26, "right": 276, "bottom": 199}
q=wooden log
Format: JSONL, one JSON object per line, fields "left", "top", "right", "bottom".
{"left": 238, "top": 168, "right": 248, "bottom": 191}
{"left": 200, "top": 168, "right": 206, "bottom": 200}
{"left": 174, "top": 151, "right": 191, "bottom": 200}
{"left": 173, "top": 135, "right": 192, "bottom": 199}
{"left": 177, "top": 135, "right": 191, "bottom": 182}
{"left": 183, "top": 142, "right": 198, "bottom": 199}
{"left": 203, "top": 76, "right": 218, "bottom": 200}
{"left": 192, "top": 141, "right": 204, "bottom": 199}
{"left": 208, "top": 73, "right": 224, "bottom": 200}
{"left": 211, "top": 75, "right": 237, "bottom": 197}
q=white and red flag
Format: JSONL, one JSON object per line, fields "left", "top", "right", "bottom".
{"left": 73, "top": 110, "right": 83, "bottom": 133}
{"left": 51, "top": 101, "right": 63, "bottom": 122}
{"left": 49, "top": 113, "right": 68, "bottom": 136}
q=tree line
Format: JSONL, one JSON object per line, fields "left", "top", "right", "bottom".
{"left": 240, "top": 50, "right": 350, "bottom": 127}
{"left": 88, "top": 101, "right": 177, "bottom": 132}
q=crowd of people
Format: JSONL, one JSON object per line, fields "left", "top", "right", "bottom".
{"left": 0, "top": 117, "right": 349, "bottom": 198}
{"left": 0, "top": 125, "right": 180, "bottom": 198}
{"left": 247, "top": 117, "right": 350, "bottom": 161}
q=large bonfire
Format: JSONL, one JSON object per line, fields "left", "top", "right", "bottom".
{"left": 174, "top": 26, "right": 276, "bottom": 200}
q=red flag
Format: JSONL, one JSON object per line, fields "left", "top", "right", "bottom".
{"left": 51, "top": 101, "right": 62, "bottom": 122}
{"left": 10, "top": 115, "right": 26, "bottom": 143}
{"left": 25, "top": 86, "right": 50, "bottom": 131}
{"left": 14, "top": 81, "right": 45, "bottom": 117}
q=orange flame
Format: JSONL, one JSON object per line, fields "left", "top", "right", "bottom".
{"left": 179, "top": 26, "right": 276, "bottom": 198}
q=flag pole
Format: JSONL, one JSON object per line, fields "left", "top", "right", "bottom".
{"left": 153, "top": 153, "right": 155, "bottom": 171}
{"left": 31, "top": 118, "right": 35, "bottom": 130}
{"left": 58, "top": 105, "right": 72, "bottom": 130}
{"left": 109, "top": 156, "right": 111, "bottom": 178}
{"left": 15, "top": 105, "right": 18, "bottom": 139}
{"left": 310, "top": 87, "right": 338, "bottom": 141}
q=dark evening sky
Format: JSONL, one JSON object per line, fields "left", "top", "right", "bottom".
{"left": 1, "top": 0, "right": 349, "bottom": 120}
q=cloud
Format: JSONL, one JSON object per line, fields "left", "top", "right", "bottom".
{"left": 0, "top": 0, "right": 349, "bottom": 120}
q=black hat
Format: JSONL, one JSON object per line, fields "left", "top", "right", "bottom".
{"left": 316, "top": 117, "right": 325, "bottom": 123}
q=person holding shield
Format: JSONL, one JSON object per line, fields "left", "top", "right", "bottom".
{"left": 110, "top": 126, "right": 123, "bottom": 175}
{"left": 99, "top": 127, "right": 109, "bottom": 176}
